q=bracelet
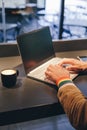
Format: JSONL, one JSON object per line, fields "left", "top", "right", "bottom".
{"left": 58, "top": 80, "right": 73, "bottom": 88}
{"left": 56, "top": 76, "right": 73, "bottom": 88}
{"left": 56, "top": 76, "right": 70, "bottom": 85}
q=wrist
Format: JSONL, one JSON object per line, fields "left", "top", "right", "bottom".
{"left": 56, "top": 76, "right": 73, "bottom": 88}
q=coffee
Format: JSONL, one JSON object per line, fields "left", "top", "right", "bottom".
{"left": 1, "top": 69, "right": 16, "bottom": 75}
{"left": 1, "top": 69, "right": 19, "bottom": 88}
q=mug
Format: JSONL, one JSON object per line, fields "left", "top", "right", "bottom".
{"left": 1, "top": 69, "right": 19, "bottom": 88}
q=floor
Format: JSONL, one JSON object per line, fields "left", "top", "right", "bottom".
{"left": 0, "top": 114, "right": 75, "bottom": 130}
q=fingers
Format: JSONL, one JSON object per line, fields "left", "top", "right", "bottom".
{"left": 45, "top": 64, "right": 53, "bottom": 76}
{"left": 45, "top": 69, "right": 51, "bottom": 77}
{"left": 45, "top": 66, "right": 55, "bottom": 82}
{"left": 45, "top": 71, "right": 53, "bottom": 80}
{"left": 59, "top": 58, "right": 77, "bottom": 66}
{"left": 66, "top": 65, "right": 82, "bottom": 73}
{"left": 46, "top": 64, "right": 59, "bottom": 72}
{"left": 46, "top": 64, "right": 67, "bottom": 74}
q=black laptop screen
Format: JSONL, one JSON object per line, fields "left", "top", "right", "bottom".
{"left": 17, "top": 26, "right": 55, "bottom": 73}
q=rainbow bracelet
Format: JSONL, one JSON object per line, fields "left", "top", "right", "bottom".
{"left": 56, "top": 77, "right": 73, "bottom": 88}
{"left": 58, "top": 79, "right": 73, "bottom": 88}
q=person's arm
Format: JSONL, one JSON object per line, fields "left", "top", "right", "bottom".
{"left": 57, "top": 81, "right": 87, "bottom": 130}
{"left": 45, "top": 64, "right": 87, "bottom": 130}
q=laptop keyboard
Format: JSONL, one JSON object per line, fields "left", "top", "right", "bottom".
{"left": 28, "top": 57, "right": 62, "bottom": 81}
{"left": 28, "top": 57, "right": 78, "bottom": 84}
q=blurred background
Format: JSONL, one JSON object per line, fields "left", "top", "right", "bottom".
{"left": 0, "top": 0, "right": 87, "bottom": 43}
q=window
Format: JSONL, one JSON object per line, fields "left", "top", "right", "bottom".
{"left": 0, "top": 0, "right": 26, "bottom": 8}
{"left": 63, "top": 0, "right": 87, "bottom": 39}
{"left": 37, "top": 0, "right": 45, "bottom": 9}
{"left": 0, "top": 0, "right": 87, "bottom": 44}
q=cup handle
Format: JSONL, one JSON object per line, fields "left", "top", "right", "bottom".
{"left": 16, "top": 70, "right": 19, "bottom": 76}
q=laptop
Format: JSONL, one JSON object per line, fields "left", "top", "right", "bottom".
{"left": 17, "top": 26, "right": 77, "bottom": 85}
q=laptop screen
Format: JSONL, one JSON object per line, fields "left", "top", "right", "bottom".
{"left": 17, "top": 26, "right": 55, "bottom": 73}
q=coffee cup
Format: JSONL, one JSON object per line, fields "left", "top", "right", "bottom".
{"left": 1, "top": 69, "right": 19, "bottom": 88}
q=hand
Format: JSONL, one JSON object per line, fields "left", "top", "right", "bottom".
{"left": 45, "top": 64, "right": 70, "bottom": 83}
{"left": 59, "top": 58, "right": 87, "bottom": 73}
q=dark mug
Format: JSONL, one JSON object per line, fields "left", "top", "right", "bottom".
{"left": 1, "top": 69, "right": 19, "bottom": 88}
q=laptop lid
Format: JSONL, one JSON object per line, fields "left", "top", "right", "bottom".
{"left": 17, "top": 26, "right": 55, "bottom": 74}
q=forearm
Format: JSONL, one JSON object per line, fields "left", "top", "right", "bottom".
{"left": 58, "top": 83, "right": 87, "bottom": 130}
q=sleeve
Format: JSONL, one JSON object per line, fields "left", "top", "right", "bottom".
{"left": 57, "top": 83, "right": 87, "bottom": 130}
